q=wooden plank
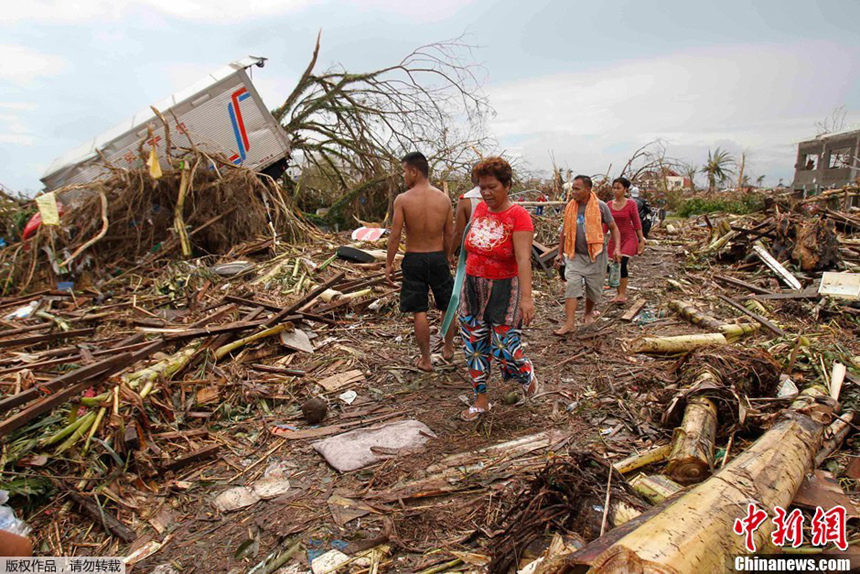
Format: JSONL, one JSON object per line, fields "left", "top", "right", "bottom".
{"left": 159, "top": 444, "right": 220, "bottom": 473}
{"left": 0, "top": 327, "right": 96, "bottom": 349}
{"left": 164, "top": 319, "right": 300, "bottom": 341}
{"left": 0, "top": 323, "right": 52, "bottom": 339}
{"left": 65, "top": 490, "right": 137, "bottom": 543}
{"left": 271, "top": 412, "right": 400, "bottom": 440}
{"left": 0, "top": 340, "right": 152, "bottom": 376}
{"left": 747, "top": 289, "right": 820, "bottom": 301}
{"left": 274, "top": 271, "right": 347, "bottom": 323}
{"left": 752, "top": 243, "right": 802, "bottom": 290}
{"left": 251, "top": 364, "right": 306, "bottom": 377}
{"left": 207, "top": 307, "right": 267, "bottom": 351}
{"left": 715, "top": 294, "right": 786, "bottom": 337}
{"left": 226, "top": 295, "right": 337, "bottom": 325}
{"left": 621, "top": 299, "right": 647, "bottom": 322}
{"left": 152, "top": 429, "right": 209, "bottom": 440}
{"left": 0, "top": 353, "right": 135, "bottom": 415}
{"left": 316, "top": 369, "right": 365, "bottom": 392}
{"left": 340, "top": 272, "right": 402, "bottom": 295}
{"left": 713, "top": 274, "right": 774, "bottom": 295}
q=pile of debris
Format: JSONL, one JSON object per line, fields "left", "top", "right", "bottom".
{"left": 0, "top": 155, "right": 315, "bottom": 295}
{"left": 0, "top": 182, "right": 858, "bottom": 572}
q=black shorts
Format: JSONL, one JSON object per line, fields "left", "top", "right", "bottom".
{"left": 400, "top": 252, "right": 454, "bottom": 313}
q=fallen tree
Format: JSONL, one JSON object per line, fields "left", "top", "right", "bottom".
{"left": 556, "top": 386, "right": 837, "bottom": 573}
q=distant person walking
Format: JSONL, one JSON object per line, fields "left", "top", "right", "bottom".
{"left": 606, "top": 177, "right": 645, "bottom": 303}
{"left": 459, "top": 157, "right": 537, "bottom": 421}
{"left": 386, "top": 152, "right": 456, "bottom": 372}
{"left": 554, "top": 175, "right": 621, "bottom": 335}
{"left": 450, "top": 166, "right": 483, "bottom": 262}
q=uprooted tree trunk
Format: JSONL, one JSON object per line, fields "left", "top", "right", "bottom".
{"left": 556, "top": 386, "right": 836, "bottom": 574}
{"left": 792, "top": 218, "right": 839, "bottom": 271}
{"left": 272, "top": 33, "right": 494, "bottom": 225}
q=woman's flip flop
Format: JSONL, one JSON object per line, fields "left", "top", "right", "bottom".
{"left": 461, "top": 404, "right": 491, "bottom": 421}
{"left": 523, "top": 375, "right": 540, "bottom": 401}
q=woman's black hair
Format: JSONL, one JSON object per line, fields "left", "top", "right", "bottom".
{"left": 613, "top": 177, "right": 631, "bottom": 189}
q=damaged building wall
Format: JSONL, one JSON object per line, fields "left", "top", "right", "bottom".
{"left": 792, "top": 128, "right": 860, "bottom": 197}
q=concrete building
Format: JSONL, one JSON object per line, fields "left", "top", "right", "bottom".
{"left": 791, "top": 128, "right": 860, "bottom": 196}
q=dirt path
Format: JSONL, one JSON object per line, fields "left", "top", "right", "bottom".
{"left": 130, "top": 244, "right": 686, "bottom": 573}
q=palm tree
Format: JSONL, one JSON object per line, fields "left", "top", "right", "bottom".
{"left": 756, "top": 175, "right": 765, "bottom": 188}
{"left": 700, "top": 148, "right": 735, "bottom": 191}
{"left": 681, "top": 162, "right": 698, "bottom": 191}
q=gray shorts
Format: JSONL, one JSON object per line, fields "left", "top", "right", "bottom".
{"left": 564, "top": 252, "right": 607, "bottom": 302}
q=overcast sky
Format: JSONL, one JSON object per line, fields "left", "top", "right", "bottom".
{"left": 2, "top": 0, "right": 859, "bottom": 194}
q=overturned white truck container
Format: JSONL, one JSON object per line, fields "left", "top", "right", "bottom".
{"left": 41, "top": 56, "right": 290, "bottom": 192}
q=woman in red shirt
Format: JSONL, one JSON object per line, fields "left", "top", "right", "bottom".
{"left": 459, "top": 157, "right": 537, "bottom": 421}
{"left": 606, "top": 177, "right": 645, "bottom": 303}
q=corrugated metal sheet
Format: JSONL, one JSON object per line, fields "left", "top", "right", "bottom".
{"left": 41, "top": 56, "right": 290, "bottom": 191}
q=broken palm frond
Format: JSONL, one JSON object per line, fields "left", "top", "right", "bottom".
{"left": 569, "top": 386, "right": 836, "bottom": 573}
{"left": 488, "top": 452, "right": 649, "bottom": 574}
{"left": 630, "top": 333, "right": 727, "bottom": 354}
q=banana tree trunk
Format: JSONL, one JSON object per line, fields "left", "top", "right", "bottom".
{"left": 665, "top": 395, "right": 717, "bottom": 485}
{"left": 582, "top": 386, "right": 833, "bottom": 574}
{"left": 631, "top": 334, "right": 727, "bottom": 354}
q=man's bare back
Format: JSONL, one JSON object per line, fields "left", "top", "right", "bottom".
{"left": 396, "top": 183, "right": 453, "bottom": 253}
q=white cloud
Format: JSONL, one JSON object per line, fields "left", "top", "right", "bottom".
{"left": 0, "top": 102, "right": 38, "bottom": 111}
{"left": 1, "top": 0, "right": 311, "bottom": 23}
{"left": 0, "top": 45, "right": 67, "bottom": 85}
{"left": 488, "top": 42, "right": 860, "bottom": 184}
{"left": 2, "top": 0, "right": 473, "bottom": 23}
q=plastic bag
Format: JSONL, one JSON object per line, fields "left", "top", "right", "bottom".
{"left": 0, "top": 491, "right": 31, "bottom": 536}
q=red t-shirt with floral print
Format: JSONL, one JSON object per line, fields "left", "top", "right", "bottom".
{"left": 465, "top": 202, "right": 534, "bottom": 280}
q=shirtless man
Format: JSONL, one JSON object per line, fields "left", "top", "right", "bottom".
{"left": 386, "top": 152, "right": 456, "bottom": 372}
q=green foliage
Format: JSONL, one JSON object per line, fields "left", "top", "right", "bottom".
{"left": 3, "top": 476, "right": 54, "bottom": 500}
{"left": 701, "top": 147, "right": 736, "bottom": 191}
{"left": 675, "top": 192, "right": 766, "bottom": 217}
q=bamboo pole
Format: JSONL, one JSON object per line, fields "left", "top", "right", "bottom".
{"left": 175, "top": 162, "right": 192, "bottom": 258}
{"left": 631, "top": 333, "right": 727, "bottom": 354}
{"left": 583, "top": 386, "right": 833, "bottom": 573}
{"left": 214, "top": 324, "right": 291, "bottom": 361}
{"left": 665, "top": 395, "right": 717, "bottom": 484}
